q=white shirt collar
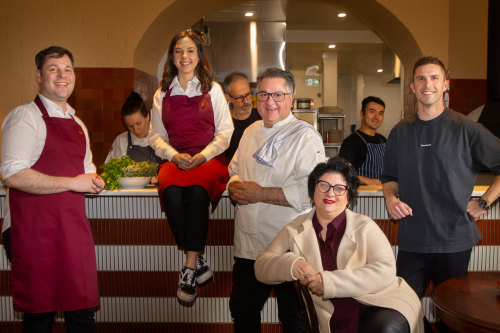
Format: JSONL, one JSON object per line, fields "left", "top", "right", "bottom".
{"left": 169, "top": 76, "right": 200, "bottom": 90}
{"left": 38, "top": 94, "right": 75, "bottom": 118}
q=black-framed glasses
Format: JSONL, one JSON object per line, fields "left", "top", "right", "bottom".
{"left": 316, "top": 180, "right": 349, "bottom": 196}
{"left": 229, "top": 92, "right": 253, "bottom": 103}
{"left": 256, "top": 91, "right": 291, "bottom": 102}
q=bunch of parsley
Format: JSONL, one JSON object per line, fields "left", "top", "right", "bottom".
{"left": 100, "top": 156, "right": 158, "bottom": 190}
{"left": 123, "top": 162, "right": 159, "bottom": 177}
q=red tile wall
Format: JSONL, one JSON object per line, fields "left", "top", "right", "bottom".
{"left": 68, "top": 68, "right": 159, "bottom": 170}
{"left": 449, "top": 79, "right": 487, "bottom": 116}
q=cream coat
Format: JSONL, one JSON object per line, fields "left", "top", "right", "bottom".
{"left": 255, "top": 209, "right": 424, "bottom": 333}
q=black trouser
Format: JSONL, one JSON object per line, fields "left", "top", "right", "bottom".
{"left": 162, "top": 185, "right": 210, "bottom": 252}
{"left": 358, "top": 306, "right": 410, "bottom": 333}
{"left": 396, "top": 249, "right": 472, "bottom": 333}
{"left": 1, "top": 228, "right": 11, "bottom": 261}
{"left": 23, "top": 308, "right": 95, "bottom": 333}
{"left": 396, "top": 249, "right": 472, "bottom": 298}
{"left": 229, "top": 257, "right": 306, "bottom": 333}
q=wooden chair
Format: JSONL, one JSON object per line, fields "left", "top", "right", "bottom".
{"left": 293, "top": 280, "right": 320, "bottom": 333}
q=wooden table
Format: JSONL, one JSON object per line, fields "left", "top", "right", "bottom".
{"left": 432, "top": 272, "right": 500, "bottom": 332}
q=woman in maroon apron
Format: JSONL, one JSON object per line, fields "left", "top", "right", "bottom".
{"left": 149, "top": 31, "right": 233, "bottom": 303}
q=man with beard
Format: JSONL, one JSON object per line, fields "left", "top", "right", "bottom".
{"left": 223, "top": 72, "right": 261, "bottom": 161}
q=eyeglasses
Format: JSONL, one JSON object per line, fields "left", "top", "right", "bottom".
{"left": 316, "top": 180, "right": 349, "bottom": 196}
{"left": 256, "top": 91, "right": 291, "bottom": 102}
{"left": 229, "top": 92, "right": 253, "bottom": 103}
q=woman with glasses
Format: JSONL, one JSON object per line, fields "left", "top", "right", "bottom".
{"left": 149, "top": 30, "right": 233, "bottom": 303}
{"left": 255, "top": 157, "right": 424, "bottom": 333}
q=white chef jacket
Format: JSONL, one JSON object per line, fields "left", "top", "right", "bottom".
{"left": 0, "top": 94, "right": 96, "bottom": 232}
{"left": 105, "top": 131, "right": 150, "bottom": 163}
{"left": 228, "top": 113, "right": 326, "bottom": 260}
{"left": 149, "top": 76, "right": 233, "bottom": 161}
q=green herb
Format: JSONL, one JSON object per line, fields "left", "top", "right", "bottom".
{"left": 123, "top": 162, "right": 159, "bottom": 177}
{"left": 100, "top": 156, "right": 158, "bottom": 190}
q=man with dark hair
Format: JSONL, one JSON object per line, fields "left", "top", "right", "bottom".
{"left": 381, "top": 56, "right": 500, "bottom": 325}
{"left": 339, "top": 96, "right": 386, "bottom": 185}
{"left": 1, "top": 46, "right": 104, "bottom": 331}
{"left": 228, "top": 68, "right": 325, "bottom": 332}
{"left": 222, "top": 71, "right": 261, "bottom": 160}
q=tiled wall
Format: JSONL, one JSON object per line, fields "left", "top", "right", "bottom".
{"left": 68, "top": 68, "right": 159, "bottom": 170}
{"left": 449, "top": 79, "right": 487, "bottom": 116}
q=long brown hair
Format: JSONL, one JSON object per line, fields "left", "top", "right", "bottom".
{"left": 160, "top": 30, "right": 213, "bottom": 93}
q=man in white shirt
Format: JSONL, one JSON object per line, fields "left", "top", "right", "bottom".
{"left": 228, "top": 68, "right": 325, "bottom": 332}
{"left": 1, "top": 46, "right": 104, "bottom": 332}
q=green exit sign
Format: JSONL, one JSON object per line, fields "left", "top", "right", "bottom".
{"left": 306, "top": 78, "right": 320, "bottom": 86}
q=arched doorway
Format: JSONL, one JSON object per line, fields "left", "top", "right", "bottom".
{"left": 134, "top": 0, "right": 422, "bottom": 114}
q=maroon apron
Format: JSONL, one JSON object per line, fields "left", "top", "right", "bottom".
{"left": 9, "top": 96, "right": 99, "bottom": 313}
{"left": 157, "top": 87, "right": 229, "bottom": 210}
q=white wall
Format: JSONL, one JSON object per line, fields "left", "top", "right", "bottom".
{"left": 292, "top": 69, "right": 322, "bottom": 108}
{"left": 338, "top": 73, "right": 402, "bottom": 139}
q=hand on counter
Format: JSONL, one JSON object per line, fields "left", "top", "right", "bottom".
{"left": 359, "top": 176, "right": 382, "bottom": 186}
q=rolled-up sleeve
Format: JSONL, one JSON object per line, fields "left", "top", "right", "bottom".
{"left": 1, "top": 107, "right": 40, "bottom": 179}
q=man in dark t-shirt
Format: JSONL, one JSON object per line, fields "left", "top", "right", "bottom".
{"left": 381, "top": 56, "right": 500, "bottom": 328}
{"left": 223, "top": 72, "right": 261, "bottom": 161}
{"left": 339, "top": 96, "right": 386, "bottom": 185}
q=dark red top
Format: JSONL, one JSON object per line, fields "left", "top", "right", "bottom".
{"left": 312, "top": 210, "right": 360, "bottom": 332}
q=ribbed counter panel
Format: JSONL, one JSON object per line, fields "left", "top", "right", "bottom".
{"left": 0, "top": 188, "right": 498, "bottom": 332}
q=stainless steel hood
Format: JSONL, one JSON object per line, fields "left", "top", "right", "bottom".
{"left": 205, "top": 21, "right": 286, "bottom": 83}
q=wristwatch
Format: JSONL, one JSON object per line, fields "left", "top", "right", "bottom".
{"left": 477, "top": 197, "right": 490, "bottom": 210}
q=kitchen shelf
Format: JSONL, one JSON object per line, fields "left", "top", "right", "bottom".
{"left": 318, "top": 113, "right": 345, "bottom": 157}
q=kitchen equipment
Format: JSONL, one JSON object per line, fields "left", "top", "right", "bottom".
{"left": 296, "top": 98, "right": 312, "bottom": 109}
{"left": 319, "top": 106, "right": 343, "bottom": 114}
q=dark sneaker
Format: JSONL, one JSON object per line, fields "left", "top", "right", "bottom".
{"left": 177, "top": 266, "right": 196, "bottom": 302}
{"left": 195, "top": 255, "right": 213, "bottom": 284}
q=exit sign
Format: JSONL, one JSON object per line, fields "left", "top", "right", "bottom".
{"left": 306, "top": 78, "right": 320, "bottom": 86}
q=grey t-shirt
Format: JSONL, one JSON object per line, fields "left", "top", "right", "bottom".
{"left": 381, "top": 108, "right": 500, "bottom": 253}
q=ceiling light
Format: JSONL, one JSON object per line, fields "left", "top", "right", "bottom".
{"left": 338, "top": 12, "right": 347, "bottom": 18}
{"left": 245, "top": 12, "right": 254, "bottom": 17}
{"left": 377, "top": 68, "right": 383, "bottom": 73}
{"left": 328, "top": 44, "right": 336, "bottom": 49}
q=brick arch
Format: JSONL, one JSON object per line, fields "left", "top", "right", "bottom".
{"left": 134, "top": 0, "right": 423, "bottom": 114}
